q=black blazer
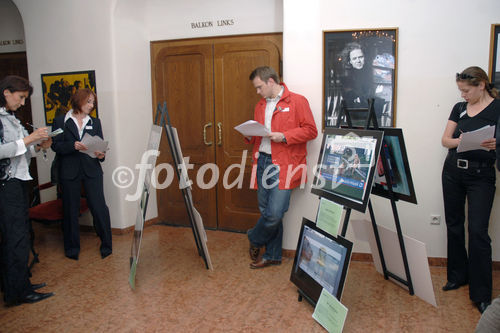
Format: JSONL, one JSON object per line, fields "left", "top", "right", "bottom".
{"left": 51, "top": 114, "right": 105, "bottom": 180}
{"left": 497, "top": 115, "right": 500, "bottom": 171}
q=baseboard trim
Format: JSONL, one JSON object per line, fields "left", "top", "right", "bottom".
{"left": 83, "top": 217, "right": 161, "bottom": 235}
{"left": 106, "top": 223, "right": 500, "bottom": 270}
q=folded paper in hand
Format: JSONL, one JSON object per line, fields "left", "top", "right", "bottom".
{"left": 234, "top": 120, "right": 270, "bottom": 137}
{"left": 48, "top": 128, "right": 64, "bottom": 137}
{"left": 457, "top": 125, "right": 495, "bottom": 153}
{"left": 80, "top": 133, "right": 109, "bottom": 158}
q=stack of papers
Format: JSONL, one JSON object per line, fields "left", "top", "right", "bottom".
{"left": 81, "top": 133, "right": 109, "bottom": 158}
{"left": 234, "top": 120, "right": 270, "bottom": 137}
{"left": 457, "top": 125, "right": 495, "bottom": 153}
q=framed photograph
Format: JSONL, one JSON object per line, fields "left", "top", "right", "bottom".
{"left": 489, "top": 24, "right": 500, "bottom": 90}
{"left": 371, "top": 128, "right": 417, "bottom": 204}
{"left": 311, "top": 127, "right": 384, "bottom": 213}
{"left": 323, "top": 28, "right": 398, "bottom": 128}
{"left": 41, "top": 70, "right": 97, "bottom": 125}
{"left": 290, "top": 217, "right": 353, "bottom": 306}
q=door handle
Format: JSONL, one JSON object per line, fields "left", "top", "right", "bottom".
{"left": 217, "top": 122, "right": 222, "bottom": 146}
{"left": 203, "top": 122, "right": 213, "bottom": 146}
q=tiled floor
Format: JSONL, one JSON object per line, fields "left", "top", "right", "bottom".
{"left": 1, "top": 223, "right": 497, "bottom": 332}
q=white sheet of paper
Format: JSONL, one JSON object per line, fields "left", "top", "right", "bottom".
{"left": 457, "top": 125, "right": 495, "bottom": 153}
{"left": 80, "top": 133, "right": 109, "bottom": 158}
{"left": 234, "top": 120, "right": 270, "bottom": 137}
{"left": 351, "top": 219, "right": 437, "bottom": 307}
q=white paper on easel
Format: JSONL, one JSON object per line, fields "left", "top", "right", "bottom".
{"left": 351, "top": 219, "right": 437, "bottom": 307}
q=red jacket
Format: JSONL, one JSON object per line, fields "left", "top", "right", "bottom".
{"left": 246, "top": 83, "right": 317, "bottom": 189}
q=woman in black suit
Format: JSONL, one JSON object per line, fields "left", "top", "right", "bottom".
{"left": 51, "top": 88, "right": 112, "bottom": 260}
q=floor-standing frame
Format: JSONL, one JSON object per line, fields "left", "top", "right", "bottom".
{"left": 158, "top": 102, "right": 213, "bottom": 270}
{"left": 129, "top": 103, "right": 213, "bottom": 289}
{"left": 336, "top": 99, "right": 414, "bottom": 295}
{"left": 129, "top": 106, "right": 164, "bottom": 289}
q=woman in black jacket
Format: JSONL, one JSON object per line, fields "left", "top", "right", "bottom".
{"left": 51, "top": 88, "right": 112, "bottom": 260}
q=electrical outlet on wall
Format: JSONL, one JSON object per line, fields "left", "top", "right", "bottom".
{"left": 430, "top": 215, "right": 441, "bottom": 225}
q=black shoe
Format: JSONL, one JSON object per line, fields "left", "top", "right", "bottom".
{"left": 475, "top": 301, "right": 491, "bottom": 314}
{"left": 31, "top": 282, "right": 46, "bottom": 291}
{"left": 7, "top": 291, "right": 54, "bottom": 306}
{"left": 101, "top": 250, "right": 112, "bottom": 259}
{"left": 23, "top": 291, "right": 54, "bottom": 304}
{"left": 65, "top": 253, "right": 79, "bottom": 260}
{"left": 442, "top": 281, "right": 466, "bottom": 291}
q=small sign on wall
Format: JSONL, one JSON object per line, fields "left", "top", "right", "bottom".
{"left": 190, "top": 19, "right": 235, "bottom": 29}
{"left": 0, "top": 39, "right": 25, "bottom": 53}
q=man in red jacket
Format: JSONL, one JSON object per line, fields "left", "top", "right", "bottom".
{"left": 245, "top": 66, "right": 317, "bottom": 269}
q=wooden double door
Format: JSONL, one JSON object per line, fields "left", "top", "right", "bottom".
{"left": 151, "top": 34, "right": 282, "bottom": 232}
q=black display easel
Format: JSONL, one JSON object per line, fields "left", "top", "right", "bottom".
{"left": 155, "top": 102, "right": 209, "bottom": 269}
{"left": 335, "top": 98, "right": 414, "bottom": 295}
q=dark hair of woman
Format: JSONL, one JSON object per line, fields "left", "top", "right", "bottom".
{"left": 0, "top": 75, "right": 33, "bottom": 107}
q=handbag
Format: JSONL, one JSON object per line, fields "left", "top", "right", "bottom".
{"left": 0, "top": 119, "right": 11, "bottom": 180}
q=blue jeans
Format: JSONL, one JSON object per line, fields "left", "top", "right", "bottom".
{"left": 247, "top": 153, "right": 291, "bottom": 261}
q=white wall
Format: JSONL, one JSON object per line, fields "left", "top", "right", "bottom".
{"left": 13, "top": 0, "right": 123, "bottom": 226}
{"left": 282, "top": 0, "right": 500, "bottom": 258}
{"left": 0, "top": 0, "right": 25, "bottom": 53}
{"left": 11, "top": 0, "right": 283, "bottom": 229}
{"left": 7, "top": 0, "right": 500, "bottom": 260}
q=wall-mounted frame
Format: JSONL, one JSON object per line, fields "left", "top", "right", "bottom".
{"left": 371, "top": 128, "right": 417, "bottom": 204}
{"left": 323, "top": 28, "right": 398, "bottom": 129}
{"left": 311, "top": 127, "right": 383, "bottom": 213}
{"left": 41, "top": 70, "right": 97, "bottom": 125}
{"left": 489, "top": 24, "right": 500, "bottom": 90}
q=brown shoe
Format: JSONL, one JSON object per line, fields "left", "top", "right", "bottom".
{"left": 249, "top": 243, "right": 261, "bottom": 262}
{"left": 250, "top": 258, "right": 281, "bottom": 269}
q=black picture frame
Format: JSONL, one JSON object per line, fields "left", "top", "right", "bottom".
{"left": 311, "top": 127, "right": 384, "bottom": 213}
{"left": 41, "top": 70, "right": 97, "bottom": 125}
{"left": 489, "top": 24, "right": 500, "bottom": 90}
{"left": 371, "top": 128, "right": 417, "bottom": 204}
{"left": 290, "top": 218, "right": 353, "bottom": 306}
{"left": 323, "top": 28, "right": 398, "bottom": 129}
{"left": 161, "top": 104, "right": 213, "bottom": 270}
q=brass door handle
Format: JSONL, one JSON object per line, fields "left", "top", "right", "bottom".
{"left": 217, "top": 122, "right": 222, "bottom": 146}
{"left": 203, "top": 122, "right": 213, "bottom": 146}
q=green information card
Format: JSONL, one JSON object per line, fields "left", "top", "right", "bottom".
{"left": 312, "top": 288, "right": 348, "bottom": 333}
{"left": 316, "top": 197, "right": 343, "bottom": 236}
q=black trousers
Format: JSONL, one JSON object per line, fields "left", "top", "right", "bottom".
{"left": 60, "top": 174, "right": 112, "bottom": 257}
{"left": 0, "top": 179, "right": 32, "bottom": 304}
{"left": 442, "top": 158, "right": 496, "bottom": 303}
